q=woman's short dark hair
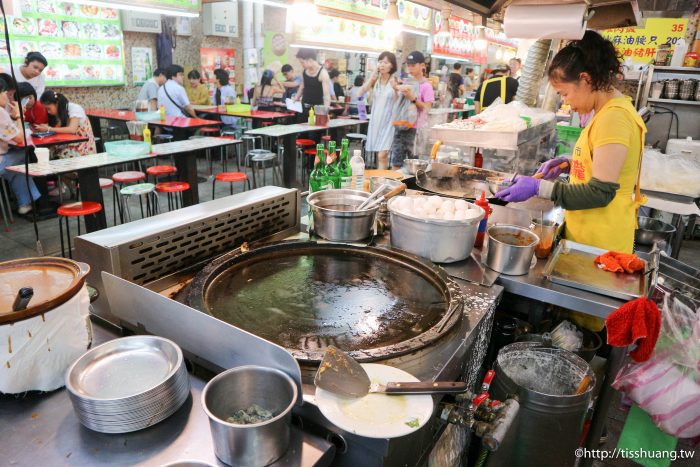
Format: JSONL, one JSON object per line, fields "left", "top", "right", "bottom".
{"left": 295, "top": 48, "right": 317, "bottom": 61}
{"left": 40, "top": 90, "right": 70, "bottom": 127}
{"left": 328, "top": 69, "right": 340, "bottom": 79}
{"left": 377, "top": 51, "right": 397, "bottom": 74}
{"left": 0, "top": 78, "right": 7, "bottom": 93}
{"left": 0, "top": 73, "right": 16, "bottom": 92}
{"left": 466, "top": 68, "right": 474, "bottom": 74}
{"left": 17, "top": 82, "right": 37, "bottom": 100}
{"left": 548, "top": 30, "right": 621, "bottom": 91}
{"left": 354, "top": 75, "right": 364, "bottom": 87}
{"left": 187, "top": 69, "right": 201, "bottom": 80}
{"left": 213, "top": 68, "right": 230, "bottom": 86}
{"left": 25, "top": 51, "right": 48, "bottom": 67}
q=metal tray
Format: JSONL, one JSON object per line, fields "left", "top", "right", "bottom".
{"left": 641, "top": 188, "right": 699, "bottom": 204}
{"left": 543, "top": 240, "right": 647, "bottom": 301}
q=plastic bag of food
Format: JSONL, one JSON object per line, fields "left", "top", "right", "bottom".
{"left": 641, "top": 148, "right": 700, "bottom": 197}
{"left": 612, "top": 294, "right": 700, "bottom": 439}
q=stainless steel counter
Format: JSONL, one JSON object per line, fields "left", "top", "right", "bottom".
{"left": 0, "top": 324, "right": 335, "bottom": 467}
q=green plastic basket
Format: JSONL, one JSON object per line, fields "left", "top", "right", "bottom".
{"left": 226, "top": 104, "right": 251, "bottom": 114}
{"left": 105, "top": 140, "right": 151, "bottom": 157}
{"left": 556, "top": 125, "right": 583, "bottom": 156}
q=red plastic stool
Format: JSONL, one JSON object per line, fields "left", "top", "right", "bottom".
{"left": 112, "top": 171, "right": 145, "bottom": 225}
{"left": 321, "top": 135, "right": 332, "bottom": 143}
{"left": 146, "top": 165, "right": 177, "bottom": 183}
{"left": 57, "top": 201, "right": 103, "bottom": 258}
{"left": 99, "top": 178, "right": 113, "bottom": 189}
{"left": 155, "top": 181, "right": 190, "bottom": 211}
{"left": 198, "top": 126, "right": 220, "bottom": 136}
{"left": 212, "top": 172, "right": 250, "bottom": 199}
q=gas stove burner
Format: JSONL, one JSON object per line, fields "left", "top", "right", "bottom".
{"left": 185, "top": 241, "right": 465, "bottom": 364}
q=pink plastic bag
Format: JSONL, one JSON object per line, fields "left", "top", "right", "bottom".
{"left": 612, "top": 294, "right": 700, "bottom": 440}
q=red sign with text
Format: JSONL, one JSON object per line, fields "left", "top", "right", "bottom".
{"left": 431, "top": 14, "right": 487, "bottom": 64}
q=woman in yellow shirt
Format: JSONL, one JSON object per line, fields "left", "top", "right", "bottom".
{"left": 496, "top": 31, "right": 646, "bottom": 253}
{"left": 186, "top": 70, "right": 211, "bottom": 105}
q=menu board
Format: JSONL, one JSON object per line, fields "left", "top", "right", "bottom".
{"left": 601, "top": 18, "right": 689, "bottom": 65}
{"left": 0, "top": 0, "right": 125, "bottom": 87}
{"left": 314, "top": 0, "right": 432, "bottom": 31}
{"left": 431, "top": 14, "right": 488, "bottom": 64}
{"left": 294, "top": 14, "right": 391, "bottom": 52}
{"left": 85, "top": 0, "right": 201, "bottom": 16}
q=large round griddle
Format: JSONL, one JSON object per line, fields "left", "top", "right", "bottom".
{"left": 186, "top": 241, "right": 464, "bottom": 363}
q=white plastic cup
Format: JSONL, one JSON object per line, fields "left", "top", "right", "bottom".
{"left": 35, "top": 148, "right": 50, "bottom": 166}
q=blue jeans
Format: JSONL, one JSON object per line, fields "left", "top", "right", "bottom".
{"left": 0, "top": 149, "right": 41, "bottom": 206}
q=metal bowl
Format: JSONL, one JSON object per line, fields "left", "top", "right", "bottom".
{"left": 307, "top": 189, "right": 379, "bottom": 242}
{"left": 635, "top": 217, "right": 676, "bottom": 246}
{"left": 486, "top": 176, "right": 512, "bottom": 195}
{"left": 403, "top": 159, "right": 430, "bottom": 175}
{"left": 202, "top": 366, "right": 297, "bottom": 467}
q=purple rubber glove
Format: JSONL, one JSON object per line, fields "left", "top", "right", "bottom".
{"left": 495, "top": 176, "right": 541, "bottom": 203}
{"left": 536, "top": 156, "right": 570, "bottom": 180}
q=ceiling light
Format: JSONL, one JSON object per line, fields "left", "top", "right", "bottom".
{"left": 290, "top": 0, "right": 317, "bottom": 24}
{"left": 383, "top": 0, "right": 402, "bottom": 38}
{"left": 436, "top": 7, "right": 451, "bottom": 39}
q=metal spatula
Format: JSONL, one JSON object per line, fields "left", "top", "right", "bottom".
{"left": 314, "top": 346, "right": 470, "bottom": 398}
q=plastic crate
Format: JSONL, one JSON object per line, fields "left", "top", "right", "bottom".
{"left": 556, "top": 124, "right": 583, "bottom": 156}
{"left": 135, "top": 111, "right": 161, "bottom": 121}
{"left": 226, "top": 104, "right": 251, "bottom": 114}
{"left": 104, "top": 140, "right": 151, "bottom": 157}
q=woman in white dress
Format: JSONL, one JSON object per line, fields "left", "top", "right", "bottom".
{"left": 360, "top": 52, "right": 398, "bottom": 169}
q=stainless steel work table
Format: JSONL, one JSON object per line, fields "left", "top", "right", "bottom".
{"left": 0, "top": 323, "right": 335, "bottom": 467}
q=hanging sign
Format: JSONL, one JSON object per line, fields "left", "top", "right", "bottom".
{"left": 0, "top": 0, "right": 125, "bottom": 86}
{"left": 293, "top": 14, "right": 391, "bottom": 52}
{"left": 601, "top": 18, "right": 689, "bottom": 64}
{"left": 314, "top": 0, "right": 432, "bottom": 31}
{"left": 431, "top": 13, "right": 487, "bottom": 64}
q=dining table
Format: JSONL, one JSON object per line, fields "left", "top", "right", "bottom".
{"left": 86, "top": 109, "right": 222, "bottom": 143}
{"left": 6, "top": 137, "right": 241, "bottom": 232}
{"left": 12, "top": 133, "right": 89, "bottom": 148}
{"left": 244, "top": 118, "right": 368, "bottom": 188}
{"left": 193, "top": 106, "right": 295, "bottom": 128}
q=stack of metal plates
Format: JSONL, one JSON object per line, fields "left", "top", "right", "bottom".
{"left": 65, "top": 335, "right": 190, "bottom": 434}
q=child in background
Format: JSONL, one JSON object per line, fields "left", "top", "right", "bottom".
{"left": 17, "top": 82, "right": 48, "bottom": 129}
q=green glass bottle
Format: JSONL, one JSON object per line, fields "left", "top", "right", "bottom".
{"left": 337, "top": 138, "right": 352, "bottom": 189}
{"left": 309, "top": 144, "right": 332, "bottom": 192}
{"left": 325, "top": 141, "right": 341, "bottom": 188}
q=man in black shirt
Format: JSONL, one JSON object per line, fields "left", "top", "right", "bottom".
{"left": 474, "top": 66, "right": 519, "bottom": 113}
{"left": 328, "top": 69, "right": 344, "bottom": 99}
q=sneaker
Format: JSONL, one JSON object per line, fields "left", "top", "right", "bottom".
{"left": 18, "top": 204, "right": 32, "bottom": 215}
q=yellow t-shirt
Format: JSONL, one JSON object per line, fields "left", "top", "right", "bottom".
{"left": 564, "top": 97, "right": 646, "bottom": 254}
{"left": 186, "top": 84, "right": 211, "bottom": 106}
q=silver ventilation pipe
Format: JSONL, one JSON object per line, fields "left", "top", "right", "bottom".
{"left": 515, "top": 39, "right": 552, "bottom": 107}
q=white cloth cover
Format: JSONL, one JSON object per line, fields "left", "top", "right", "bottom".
{"left": 0, "top": 285, "right": 91, "bottom": 393}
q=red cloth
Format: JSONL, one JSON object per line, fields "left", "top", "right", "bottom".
{"left": 606, "top": 297, "right": 661, "bottom": 362}
{"left": 595, "top": 251, "right": 645, "bottom": 274}
{"left": 24, "top": 101, "right": 49, "bottom": 125}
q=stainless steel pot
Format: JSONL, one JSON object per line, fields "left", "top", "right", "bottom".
{"left": 369, "top": 177, "right": 404, "bottom": 230}
{"left": 388, "top": 197, "right": 484, "bottom": 263}
{"left": 486, "top": 225, "right": 539, "bottom": 276}
{"left": 635, "top": 216, "right": 676, "bottom": 246}
{"left": 403, "top": 158, "right": 430, "bottom": 175}
{"left": 202, "top": 366, "right": 297, "bottom": 467}
{"left": 307, "top": 189, "right": 379, "bottom": 242}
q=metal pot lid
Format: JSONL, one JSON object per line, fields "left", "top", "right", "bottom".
{"left": 186, "top": 241, "right": 464, "bottom": 363}
{"left": 0, "top": 257, "right": 90, "bottom": 324}
{"left": 416, "top": 163, "right": 509, "bottom": 200}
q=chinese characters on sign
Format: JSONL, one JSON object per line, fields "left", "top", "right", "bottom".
{"left": 601, "top": 18, "right": 688, "bottom": 64}
{"left": 431, "top": 14, "right": 488, "bottom": 64}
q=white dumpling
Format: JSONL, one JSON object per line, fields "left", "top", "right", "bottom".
{"left": 442, "top": 210, "right": 455, "bottom": 220}
{"left": 436, "top": 208, "right": 448, "bottom": 218}
{"left": 427, "top": 196, "right": 443, "bottom": 211}
{"left": 453, "top": 210, "right": 468, "bottom": 221}
{"left": 454, "top": 199, "right": 469, "bottom": 211}
{"left": 412, "top": 196, "right": 427, "bottom": 210}
{"left": 441, "top": 199, "right": 456, "bottom": 212}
